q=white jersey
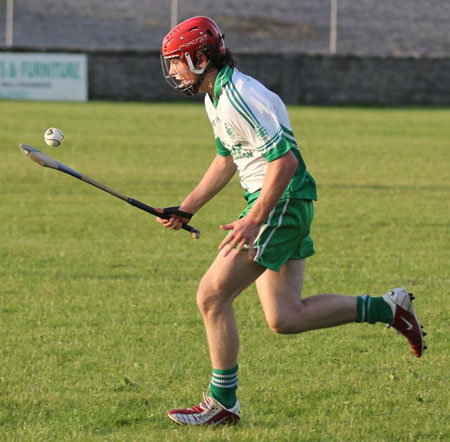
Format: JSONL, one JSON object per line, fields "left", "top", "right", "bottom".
{"left": 204, "top": 66, "right": 316, "bottom": 201}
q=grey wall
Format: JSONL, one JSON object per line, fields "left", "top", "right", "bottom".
{"left": 237, "top": 53, "right": 450, "bottom": 105}
{"left": 88, "top": 50, "right": 450, "bottom": 105}
{"left": 3, "top": 48, "right": 450, "bottom": 105}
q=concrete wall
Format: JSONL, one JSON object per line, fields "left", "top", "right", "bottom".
{"left": 3, "top": 48, "right": 450, "bottom": 105}
{"left": 88, "top": 51, "right": 180, "bottom": 101}
{"left": 88, "top": 50, "right": 450, "bottom": 105}
{"left": 237, "top": 53, "right": 450, "bottom": 105}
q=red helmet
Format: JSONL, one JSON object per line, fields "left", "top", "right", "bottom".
{"left": 161, "top": 16, "right": 225, "bottom": 95}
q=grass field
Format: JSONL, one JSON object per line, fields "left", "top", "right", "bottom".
{"left": 1, "top": 101, "right": 449, "bottom": 441}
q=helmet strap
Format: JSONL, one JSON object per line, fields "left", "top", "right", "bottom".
{"left": 185, "top": 52, "right": 209, "bottom": 75}
{"left": 184, "top": 53, "right": 211, "bottom": 95}
{"left": 189, "top": 65, "right": 210, "bottom": 95}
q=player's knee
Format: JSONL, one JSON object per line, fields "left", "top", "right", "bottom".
{"left": 267, "top": 317, "right": 294, "bottom": 334}
{"left": 196, "top": 278, "right": 226, "bottom": 315}
{"left": 266, "top": 308, "right": 306, "bottom": 334}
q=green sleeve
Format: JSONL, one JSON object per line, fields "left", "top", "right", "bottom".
{"left": 263, "top": 136, "right": 291, "bottom": 162}
{"left": 216, "top": 137, "right": 231, "bottom": 156}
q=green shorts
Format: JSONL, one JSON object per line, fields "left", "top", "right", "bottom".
{"left": 239, "top": 198, "right": 315, "bottom": 272}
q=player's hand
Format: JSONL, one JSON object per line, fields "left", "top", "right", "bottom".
{"left": 155, "top": 206, "right": 193, "bottom": 230}
{"left": 219, "top": 217, "right": 260, "bottom": 259}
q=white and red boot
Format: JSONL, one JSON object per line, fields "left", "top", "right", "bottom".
{"left": 383, "top": 287, "right": 427, "bottom": 357}
{"left": 168, "top": 393, "right": 240, "bottom": 426}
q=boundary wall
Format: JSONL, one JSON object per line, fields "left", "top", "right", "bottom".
{"left": 2, "top": 47, "right": 449, "bottom": 105}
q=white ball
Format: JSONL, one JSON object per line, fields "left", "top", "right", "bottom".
{"left": 44, "top": 128, "right": 64, "bottom": 147}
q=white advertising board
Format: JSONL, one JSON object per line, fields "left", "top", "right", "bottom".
{"left": 0, "top": 52, "right": 88, "bottom": 101}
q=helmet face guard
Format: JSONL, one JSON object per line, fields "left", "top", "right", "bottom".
{"left": 161, "top": 16, "right": 225, "bottom": 96}
{"left": 160, "top": 54, "right": 210, "bottom": 96}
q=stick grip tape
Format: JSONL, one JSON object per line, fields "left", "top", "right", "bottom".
{"left": 127, "top": 198, "right": 200, "bottom": 239}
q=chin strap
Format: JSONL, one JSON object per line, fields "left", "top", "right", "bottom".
{"left": 185, "top": 68, "right": 210, "bottom": 96}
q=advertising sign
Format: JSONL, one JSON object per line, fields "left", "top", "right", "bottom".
{"left": 0, "top": 52, "right": 88, "bottom": 101}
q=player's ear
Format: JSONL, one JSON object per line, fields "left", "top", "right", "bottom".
{"left": 195, "top": 53, "right": 209, "bottom": 70}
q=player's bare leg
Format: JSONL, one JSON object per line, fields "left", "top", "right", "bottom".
{"left": 256, "top": 259, "right": 357, "bottom": 333}
{"left": 256, "top": 260, "right": 426, "bottom": 357}
{"left": 168, "top": 251, "right": 264, "bottom": 425}
{"left": 196, "top": 250, "right": 265, "bottom": 368}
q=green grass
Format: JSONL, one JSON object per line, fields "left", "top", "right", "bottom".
{"left": 0, "top": 101, "right": 449, "bottom": 441}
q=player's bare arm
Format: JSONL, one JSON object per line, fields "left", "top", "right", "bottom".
{"left": 181, "top": 154, "right": 237, "bottom": 213}
{"left": 157, "top": 154, "right": 236, "bottom": 230}
{"left": 219, "top": 150, "right": 298, "bottom": 258}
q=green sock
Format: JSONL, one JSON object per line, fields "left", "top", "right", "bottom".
{"left": 209, "top": 364, "right": 238, "bottom": 409}
{"left": 357, "top": 295, "right": 393, "bottom": 324}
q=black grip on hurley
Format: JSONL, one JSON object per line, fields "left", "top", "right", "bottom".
{"left": 127, "top": 198, "right": 200, "bottom": 239}
{"left": 163, "top": 206, "right": 194, "bottom": 220}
